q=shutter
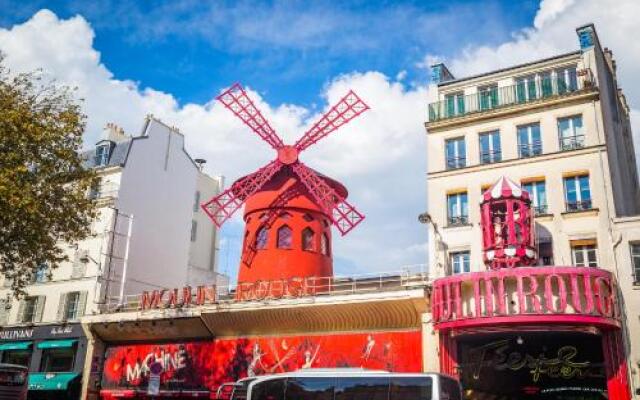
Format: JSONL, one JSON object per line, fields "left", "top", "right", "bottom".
{"left": 57, "top": 293, "right": 68, "bottom": 322}
{"left": 77, "top": 291, "right": 88, "bottom": 317}
{"left": 34, "top": 296, "right": 46, "bottom": 322}
{"left": 72, "top": 250, "right": 87, "bottom": 278}
{"left": 0, "top": 300, "right": 7, "bottom": 326}
{"left": 16, "top": 300, "right": 26, "bottom": 323}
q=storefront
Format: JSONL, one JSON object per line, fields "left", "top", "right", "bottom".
{"left": 432, "top": 266, "right": 631, "bottom": 400}
{"left": 0, "top": 323, "right": 87, "bottom": 400}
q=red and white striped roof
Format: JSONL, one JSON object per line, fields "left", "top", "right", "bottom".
{"left": 482, "top": 176, "right": 530, "bottom": 201}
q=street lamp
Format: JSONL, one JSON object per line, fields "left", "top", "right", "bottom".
{"left": 418, "top": 212, "right": 446, "bottom": 276}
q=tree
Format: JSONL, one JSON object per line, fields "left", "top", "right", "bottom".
{"left": 0, "top": 54, "right": 97, "bottom": 296}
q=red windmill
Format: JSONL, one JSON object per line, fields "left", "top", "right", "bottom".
{"left": 202, "top": 83, "right": 369, "bottom": 287}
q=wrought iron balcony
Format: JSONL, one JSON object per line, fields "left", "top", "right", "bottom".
{"left": 533, "top": 205, "right": 549, "bottom": 215}
{"left": 566, "top": 200, "right": 592, "bottom": 212}
{"left": 559, "top": 135, "right": 585, "bottom": 151}
{"left": 446, "top": 156, "right": 466, "bottom": 170}
{"left": 480, "top": 150, "right": 502, "bottom": 164}
{"left": 518, "top": 142, "right": 543, "bottom": 158}
{"left": 447, "top": 215, "right": 469, "bottom": 226}
{"left": 428, "top": 69, "right": 595, "bottom": 122}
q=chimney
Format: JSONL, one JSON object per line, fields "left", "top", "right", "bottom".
{"left": 102, "top": 123, "right": 128, "bottom": 142}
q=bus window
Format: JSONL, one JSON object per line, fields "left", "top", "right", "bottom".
{"left": 439, "top": 377, "right": 461, "bottom": 400}
{"left": 251, "top": 378, "right": 285, "bottom": 400}
{"left": 390, "top": 377, "right": 432, "bottom": 400}
{"left": 335, "top": 376, "right": 389, "bottom": 400}
{"left": 285, "top": 377, "right": 335, "bottom": 400}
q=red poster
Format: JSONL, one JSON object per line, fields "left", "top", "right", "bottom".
{"left": 101, "top": 331, "right": 421, "bottom": 392}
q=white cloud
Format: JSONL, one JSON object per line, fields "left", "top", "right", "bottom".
{"left": 2, "top": 1, "right": 639, "bottom": 281}
{"left": 0, "top": 9, "right": 430, "bottom": 279}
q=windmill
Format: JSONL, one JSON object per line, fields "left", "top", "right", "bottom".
{"left": 202, "top": 83, "right": 369, "bottom": 286}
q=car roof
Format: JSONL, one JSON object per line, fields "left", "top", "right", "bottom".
{"left": 0, "top": 363, "right": 28, "bottom": 371}
{"left": 248, "top": 369, "right": 448, "bottom": 386}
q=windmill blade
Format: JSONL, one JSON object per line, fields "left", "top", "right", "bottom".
{"left": 294, "top": 90, "right": 369, "bottom": 152}
{"left": 292, "top": 162, "right": 365, "bottom": 235}
{"left": 217, "top": 83, "right": 285, "bottom": 150}
{"left": 201, "top": 159, "right": 283, "bottom": 227}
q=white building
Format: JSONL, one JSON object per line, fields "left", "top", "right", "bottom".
{"left": 0, "top": 116, "right": 226, "bottom": 326}
{"left": 425, "top": 24, "right": 640, "bottom": 397}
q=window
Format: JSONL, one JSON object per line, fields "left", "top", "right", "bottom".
{"left": 517, "top": 123, "right": 542, "bottom": 158}
{"left": 33, "top": 263, "right": 49, "bottom": 283}
{"left": 447, "top": 192, "right": 468, "bottom": 225}
{"left": 1, "top": 349, "right": 30, "bottom": 367}
{"left": 277, "top": 225, "right": 292, "bottom": 249}
{"left": 302, "top": 228, "right": 315, "bottom": 252}
{"left": 558, "top": 115, "right": 584, "bottom": 150}
{"left": 19, "top": 296, "right": 43, "bottom": 323}
{"left": 390, "top": 377, "right": 433, "bottom": 400}
{"left": 479, "top": 131, "right": 501, "bottom": 164}
{"left": 439, "top": 377, "right": 461, "bottom": 400}
{"left": 321, "top": 233, "right": 330, "bottom": 256}
{"left": 61, "top": 292, "right": 86, "bottom": 321}
{"left": 190, "top": 220, "right": 197, "bottom": 242}
{"left": 516, "top": 75, "right": 538, "bottom": 103}
{"left": 94, "top": 143, "right": 110, "bottom": 166}
{"left": 522, "top": 180, "right": 547, "bottom": 215}
{"left": 539, "top": 71, "right": 553, "bottom": 97}
{"left": 538, "top": 239, "right": 554, "bottom": 266}
{"left": 478, "top": 84, "right": 498, "bottom": 110}
{"left": 630, "top": 243, "right": 640, "bottom": 284}
{"left": 445, "top": 92, "right": 465, "bottom": 117}
{"left": 256, "top": 227, "right": 268, "bottom": 249}
{"left": 564, "top": 174, "right": 592, "bottom": 211}
{"left": 445, "top": 137, "right": 466, "bottom": 169}
{"left": 285, "top": 377, "right": 335, "bottom": 400}
{"left": 193, "top": 191, "right": 200, "bottom": 212}
{"left": 556, "top": 66, "right": 578, "bottom": 94}
{"left": 450, "top": 251, "right": 470, "bottom": 274}
{"left": 40, "top": 346, "right": 76, "bottom": 372}
{"left": 572, "top": 242, "right": 598, "bottom": 267}
{"left": 336, "top": 377, "right": 389, "bottom": 400}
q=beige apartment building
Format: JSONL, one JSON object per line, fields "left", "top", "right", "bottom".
{"left": 426, "top": 24, "right": 640, "bottom": 397}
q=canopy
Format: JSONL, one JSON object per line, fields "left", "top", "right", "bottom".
{"left": 482, "top": 176, "right": 530, "bottom": 201}
{"left": 37, "top": 339, "right": 77, "bottom": 349}
{"left": 0, "top": 341, "right": 32, "bottom": 351}
{"left": 28, "top": 372, "right": 79, "bottom": 391}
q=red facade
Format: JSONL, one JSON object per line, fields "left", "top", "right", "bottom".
{"left": 100, "top": 331, "right": 421, "bottom": 397}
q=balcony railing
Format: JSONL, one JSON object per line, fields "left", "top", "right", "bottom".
{"left": 533, "top": 205, "right": 549, "bottom": 215}
{"left": 518, "top": 142, "right": 543, "bottom": 158}
{"left": 447, "top": 215, "right": 469, "bottom": 226}
{"left": 479, "top": 150, "right": 502, "bottom": 164}
{"left": 559, "top": 135, "right": 585, "bottom": 151}
{"left": 428, "top": 69, "right": 595, "bottom": 122}
{"left": 446, "top": 156, "right": 466, "bottom": 170}
{"left": 566, "top": 200, "right": 592, "bottom": 212}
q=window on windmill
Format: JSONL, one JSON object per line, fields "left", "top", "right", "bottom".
{"left": 321, "top": 233, "right": 330, "bottom": 256}
{"left": 302, "top": 228, "right": 315, "bottom": 251}
{"left": 280, "top": 212, "right": 292, "bottom": 220}
{"left": 303, "top": 213, "right": 314, "bottom": 222}
{"left": 256, "top": 227, "right": 268, "bottom": 249}
{"left": 277, "top": 225, "right": 293, "bottom": 249}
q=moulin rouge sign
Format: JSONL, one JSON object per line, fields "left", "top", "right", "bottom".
{"left": 139, "top": 277, "right": 330, "bottom": 310}
{"left": 432, "top": 267, "right": 620, "bottom": 327}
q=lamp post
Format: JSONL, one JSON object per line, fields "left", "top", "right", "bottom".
{"left": 418, "top": 212, "right": 446, "bottom": 278}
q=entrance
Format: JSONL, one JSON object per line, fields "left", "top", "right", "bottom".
{"left": 456, "top": 331, "right": 607, "bottom": 400}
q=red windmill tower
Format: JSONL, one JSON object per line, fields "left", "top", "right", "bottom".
{"left": 202, "top": 83, "right": 369, "bottom": 288}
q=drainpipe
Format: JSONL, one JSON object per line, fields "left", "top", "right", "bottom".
{"left": 117, "top": 214, "right": 134, "bottom": 307}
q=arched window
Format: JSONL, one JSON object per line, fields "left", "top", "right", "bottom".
{"left": 256, "top": 227, "right": 268, "bottom": 249}
{"left": 303, "top": 213, "right": 314, "bottom": 222}
{"left": 302, "top": 228, "right": 315, "bottom": 251}
{"left": 320, "top": 233, "right": 330, "bottom": 256}
{"left": 277, "top": 225, "right": 292, "bottom": 249}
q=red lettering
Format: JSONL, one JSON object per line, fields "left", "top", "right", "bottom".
{"left": 544, "top": 274, "right": 567, "bottom": 313}
{"left": 594, "top": 276, "right": 613, "bottom": 317}
{"left": 139, "top": 290, "right": 164, "bottom": 310}
{"left": 517, "top": 273, "right": 541, "bottom": 314}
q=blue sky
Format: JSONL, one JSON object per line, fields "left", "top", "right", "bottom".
{"left": 0, "top": 0, "right": 538, "bottom": 106}
{"left": 2, "top": 0, "right": 638, "bottom": 283}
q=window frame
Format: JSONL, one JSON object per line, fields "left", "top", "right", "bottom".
{"left": 558, "top": 115, "right": 585, "bottom": 151}
{"left": 276, "top": 225, "right": 293, "bottom": 249}
{"left": 447, "top": 192, "right": 469, "bottom": 226}
{"left": 94, "top": 143, "right": 111, "bottom": 166}
{"left": 479, "top": 131, "right": 501, "bottom": 164}
{"left": 301, "top": 228, "right": 316, "bottom": 252}
{"left": 517, "top": 123, "right": 542, "bottom": 158}
{"left": 450, "top": 251, "right": 471, "bottom": 274}
{"left": 445, "top": 137, "right": 466, "bottom": 170}
{"left": 522, "top": 180, "right": 548, "bottom": 215}
{"left": 571, "top": 244, "right": 598, "bottom": 267}
{"left": 630, "top": 243, "right": 640, "bottom": 284}
{"left": 563, "top": 174, "right": 592, "bottom": 212}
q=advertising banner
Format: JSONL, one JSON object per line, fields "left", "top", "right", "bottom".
{"left": 101, "top": 330, "right": 421, "bottom": 392}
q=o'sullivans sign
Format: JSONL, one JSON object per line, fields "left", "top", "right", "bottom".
{"left": 432, "top": 266, "right": 620, "bottom": 329}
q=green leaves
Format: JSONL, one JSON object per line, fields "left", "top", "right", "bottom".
{"left": 0, "top": 54, "right": 97, "bottom": 297}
